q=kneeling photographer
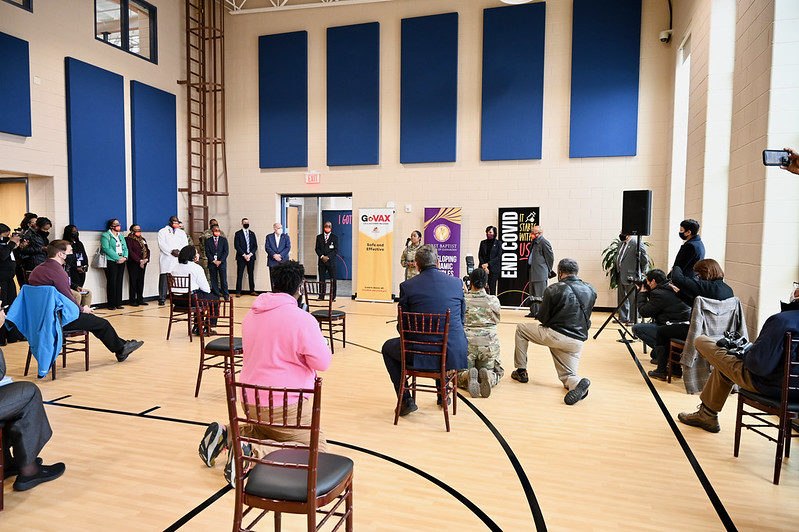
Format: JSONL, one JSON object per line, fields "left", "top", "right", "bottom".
{"left": 632, "top": 269, "right": 691, "bottom": 354}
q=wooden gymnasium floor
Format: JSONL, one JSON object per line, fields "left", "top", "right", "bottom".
{"left": 0, "top": 296, "right": 796, "bottom": 531}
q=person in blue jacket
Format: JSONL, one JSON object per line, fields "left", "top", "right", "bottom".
{"left": 381, "top": 244, "right": 467, "bottom": 416}
{"left": 265, "top": 222, "right": 291, "bottom": 290}
{"left": 679, "top": 291, "right": 799, "bottom": 433}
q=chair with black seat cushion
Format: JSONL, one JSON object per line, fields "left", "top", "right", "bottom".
{"left": 734, "top": 332, "right": 799, "bottom": 484}
{"left": 303, "top": 280, "right": 345, "bottom": 354}
{"left": 394, "top": 308, "right": 457, "bottom": 432}
{"left": 24, "top": 329, "right": 89, "bottom": 381}
{"left": 667, "top": 339, "right": 685, "bottom": 383}
{"left": 194, "top": 297, "right": 241, "bottom": 397}
{"left": 166, "top": 274, "right": 193, "bottom": 341}
{"left": 224, "top": 370, "right": 353, "bottom": 532}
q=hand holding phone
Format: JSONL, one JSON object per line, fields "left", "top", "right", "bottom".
{"left": 763, "top": 149, "right": 790, "bottom": 166}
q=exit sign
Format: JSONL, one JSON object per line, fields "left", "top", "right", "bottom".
{"left": 305, "top": 171, "right": 321, "bottom": 184}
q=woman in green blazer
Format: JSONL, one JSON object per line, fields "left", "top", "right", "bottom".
{"left": 101, "top": 218, "right": 129, "bottom": 309}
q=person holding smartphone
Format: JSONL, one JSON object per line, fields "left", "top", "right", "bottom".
{"left": 63, "top": 224, "right": 92, "bottom": 308}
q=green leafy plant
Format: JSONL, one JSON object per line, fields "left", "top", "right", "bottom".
{"left": 601, "top": 239, "right": 654, "bottom": 290}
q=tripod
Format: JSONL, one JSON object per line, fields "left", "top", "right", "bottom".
{"left": 594, "top": 234, "right": 643, "bottom": 343}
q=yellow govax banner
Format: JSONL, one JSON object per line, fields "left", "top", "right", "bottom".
{"left": 355, "top": 208, "right": 394, "bottom": 302}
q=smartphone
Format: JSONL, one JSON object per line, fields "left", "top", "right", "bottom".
{"left": 763, "top": 149, "right": 790, "bottom": 166}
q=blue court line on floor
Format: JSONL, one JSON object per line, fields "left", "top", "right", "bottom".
{"left": 43, "top": 399, "right": 500, "bottom": 530}
{"left": 618, "top": 329, "right": 738, "bottom": 532}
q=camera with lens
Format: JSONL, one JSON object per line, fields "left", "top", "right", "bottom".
{"left": 716, "top": 331, "right": 750, "bottom": 358}
{"left": 626, "top": 275, "right": 646, "bottom": 288}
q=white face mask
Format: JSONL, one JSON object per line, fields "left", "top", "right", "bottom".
{"left": 275, "top": 229, "right": 283, "bottom": 235}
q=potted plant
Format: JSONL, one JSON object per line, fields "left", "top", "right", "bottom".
{"left": 601, "top": 238, "right": 653, "bottom": 289}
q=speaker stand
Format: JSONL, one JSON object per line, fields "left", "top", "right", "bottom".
{"left": 594, "top": 235, "right": 644, "bottom": 343}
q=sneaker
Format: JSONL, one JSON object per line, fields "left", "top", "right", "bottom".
{"left": 511, "top": 369, "right": 529, "bottom": 383}
{"left": 158, "top": 300, "right": 166, "bottom": 306}
{"left": 13, "top": 462, "right": 66, "bottom": 491}
{"left": 466, "top": 368, "right": 481, "bottom": 398}
{"left": 648, "top": 369, "right": 668, "bottom": 381}
{"left": 116, "top": 340, "right": 143, "bottom": 362}
{"left": 649, "top": 358, "right": 658, "bottom": 365}
{"left": 478, "top": 367, "right": 492, "bottom": 398}
{"left": 524, "top": 313, "right": 535, "bottom": 318}
{"left": 224, "top": 442, "right": 253, "bottom": 488}
{"left": 564, "top": 378, "right": 590, "bottom": 405}
{"left": 678, "top": 405, "right": 721, "bottom": 433}
{"left": 199, "top": 422, "right": 228, "bottom": 467}
{"left": 399, "top": 396, "right": 418, "bottom": 416}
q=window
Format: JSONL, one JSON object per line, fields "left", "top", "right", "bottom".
{"left": 1, "top": 0, "right": 33, "bottom": 12}
{"left": 95, "top": 0, "right": 157, "bottom": 63}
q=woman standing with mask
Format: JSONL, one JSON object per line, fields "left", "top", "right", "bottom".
{"left": 125, "top": 224, "right": 150, "bottom": 306}
{"left": 14, "top": 213, "right": 36, "bottom": 286}
{"left": 400, "top": 230, "right": 422, "bottom": 281}
{"left": 101, "top": 218, "right": 128, "bottom": 309}
{"left": 478, "top": 226, "right": 501, "bottom": 295}
{"left": 19, "top": 217, "right": 52, "bottom": 272}
{"left": 63, "top": 225, "right": 92, "bottom": 307}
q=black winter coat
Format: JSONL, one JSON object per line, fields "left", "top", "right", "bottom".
{"left": 537, "top": 275, "right": 597, "bottom": 341}
{"left": 636, "top": 284, "right": 691, "bottom": 325}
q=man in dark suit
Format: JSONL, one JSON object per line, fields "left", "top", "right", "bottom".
{"left": 315, "top": 221, "right": 338, "bottom": 300}
{"left": 381, "top": 245, "right": 468, "bottom": 416}
{"left": 233, "top": 218, "right": 257, "bottom": 296}
{"left": 205, "top": 223, "right": 229, "bottom": 298}
{"left": 478, "top": 225, "right": 501, "bottom": 295}
{"left": 616, "top": 232, "right": 649, "bottom": 323}
{"left": 0, "top": 310, "right": 66, "bottom": 491}
{"left": 265, "top": 222, "right": 291, "bottom": 290}
{"left": 671, "top": 218, "right": 704, "bottom": 277}
{"left": 526, "top": 225, "right": 554, "bottom": 317}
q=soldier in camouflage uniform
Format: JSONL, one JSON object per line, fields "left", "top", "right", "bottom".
{"left": 457, "top": 268, "right": 504, "bottom": 397}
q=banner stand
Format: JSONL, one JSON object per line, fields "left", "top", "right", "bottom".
{"left": 423, "top": 207, "right": 462, "bottom": 278}
{"left": 355, "top": 208, "right": 394, "bottom": 303}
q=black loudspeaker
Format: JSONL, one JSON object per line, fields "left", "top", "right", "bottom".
{"left": 621, "top": 190, "right": 652, "bottom": 236}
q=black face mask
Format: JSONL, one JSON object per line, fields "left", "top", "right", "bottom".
{"left": 72, "top": 232, "right": 79, "bottom": 240}
{"left": 0, "top": 236, "right": 8, "bottom": 243}
{"left": 243, "top": 223, "right": 250, "bottom": 229}
{"left": 619, "top": 234, "right": 627, "bottom": 241}
{"left": 679, "top": 231, "right": 688, "bottom": 240}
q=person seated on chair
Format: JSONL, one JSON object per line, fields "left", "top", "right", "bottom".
{"left": 198, "top": 260, "right": 331, "bottom": 487}
{"left": 648, "top": 259, "right": 734, "bottom": 380}
{"left": 0, "top": 309, "right": 66, "bottom": 491}
{"left": 511, "top": 258, "right": 597, "bottom": 405}
{"left": 678, "top": 299, "right": 799, "bottom": 433}
{"left": 171, "top": 245, "right": 219, "bottom": 334}
{"left": 631, "top": 268, "right": 691, "bottom": 352}
{"left": 28, "top": 240, "right": 143, "bottom": 362}
{"left": 457, "top": 268, "right": 504, "bottom": 398}
{"left": 381, "top": 244, "right": 467, "bottom": 416}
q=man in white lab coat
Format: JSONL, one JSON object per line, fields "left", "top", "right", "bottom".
{"left": 157, "top": 215, "right": 189, "bottom": 305}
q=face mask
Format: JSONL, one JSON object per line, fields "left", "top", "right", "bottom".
{"left": 72, "top": 231, "right": 79, "bottom": 239}
{"left": 113, "top": 225, "right": 121, "bottom": 231}
{"left": 0, "top": 236, "right": 8, "bottom": 243}
{"left": 324, "top": 227, "right": 331, "bottom": 234}
{"left": 243, "top": 223, "right": 250, "bottom": 229}
{"left": 213, "top": 231, "right": 220, "bottom": 237}
{"left": 134, "top": 231, "right": 142, "bottom": 237}
{"left": 678, "top": 231, "right": 688, "bottom": 240}
{"left": 172, "top": 222, "right": 180, "bottom": 229}
{"left": 487, "top": 233, "right": 495, "bottom": 240}
{"left": 532, "top": 234, "right": 539, "bottom": 240}
{"left": 619, "top": 234, "right": 627, "bottom": 241}
{"left": 275, "top": 229, "right": 283, "bottom": 235}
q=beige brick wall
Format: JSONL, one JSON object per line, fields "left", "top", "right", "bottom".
{"left": 0, "top": 0, "right": 184, "bottom": 304}
{"left": 221, "top": 0, "right": 675, "bottom": 304}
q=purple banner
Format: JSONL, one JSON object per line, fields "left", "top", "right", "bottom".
{"left": 423, "top": 207, "right": 462, "bottom": 277}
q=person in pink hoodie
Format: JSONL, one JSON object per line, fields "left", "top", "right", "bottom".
{"left": 198, "top": 260, "right": 332, "bottom": 486}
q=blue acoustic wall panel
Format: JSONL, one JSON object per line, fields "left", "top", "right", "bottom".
{"left": 327, "top": 22, "right": 380, "bottom": 166}
{"left": 569, "top": 0, "right": 642, "bottom": 158}
{"left": 131, "top": 81, "right": 177, "bottom": 232}
{"left": 0, "top": 31, "right": 32, "bottom": 137}
{"left": 481, "top": 3, "right": 545, "bottom": 161}
{"left": 400, "top": 13, "right": 458, "bottom": 164}
{"left": 259, "top": 31, "right": 308, "bottom": 169}
{"left": 65, "top": 57, "right": 126, "bottom": 230}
